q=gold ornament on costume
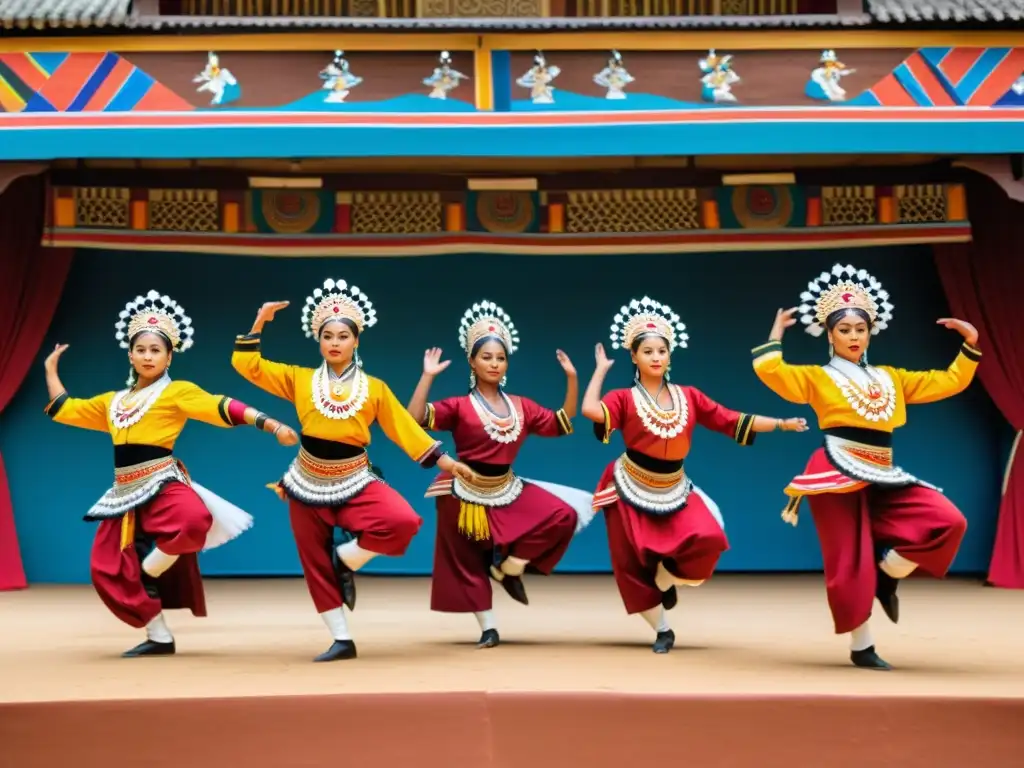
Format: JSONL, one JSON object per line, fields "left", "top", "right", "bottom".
{"left": 458, "top": 300, "right": 520, "bottom": 356}
{"left": 301, "top": 277, "right": 377, "bottom": 340}
{"left": 798, "top": 263, "right": 894, "bottom": 338}
{"left": 115, "top": 290, "right": 194, "bottom": 353}
{"left": 609, "top": 296, "right": 689, "bottom": 352}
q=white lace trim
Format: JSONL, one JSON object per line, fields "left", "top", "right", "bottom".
{"left": 631, "top": 383, "right": 688, "bottom": 439}
{"left": 822, "top": 359, "right": 897, "bottom": 424}
{"left": 612, "top": 456, "right": 692, "bottom": 515}
{"left": 469, "top": 391, "right": 523, "bottom": 445}
{"left": 108, "top": 373, "right": 173, "bottom": 430}
{"left": 311, "top": 363, "right": 369, "bottom": 420}
{"left": 86, "top": 460, "right": 187, "bottom": 519}
{"left": 280, "top": 457, "right": 377, "bottom": 506}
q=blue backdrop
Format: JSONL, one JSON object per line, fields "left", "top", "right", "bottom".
{"left": 1, "top": 246, "right": 1009, "bottom": 583}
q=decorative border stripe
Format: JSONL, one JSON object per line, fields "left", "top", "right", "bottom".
{"left": 234, "top": 333, "right": 261, "bottom": 352}
{"left": 734, "top": 413, "right": 756, "bottom": 446}
{"left": 44, "top": 391, "right": 68, "bottom": 417}
{"left": 751, "top": 340, "right": 783, "bottom": 360}
{"left": 555, "top": 407, "right": 574, "bottom": 436}
{"left": 961, "top": 342, "right": 983, "bottom": 362}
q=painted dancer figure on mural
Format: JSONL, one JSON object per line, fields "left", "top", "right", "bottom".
{"left": 407, "top": 300, "right": 588, "bottom": 648}
{"left": 320, "top": 50, "right": 364, "bottom": 104}
{"left": 193, "top": 52, "right": 240, "bottom": 107}
{"left": 423, "top": 50, "right": 470, "bottom": 100}
{"left": 582, "top": 296, "right": 807, "bottom": 653}
{"left": 593, "top": 50, "right": 635, "bottom": 100}
{"left": 752, "top": 263, "right": 977, "bottom": 670}
{"left": 517, "top": 52, "right": 561, "bottom": 105}
{"left": 698, "top": 49, "right": 740, "bottom": 104}
{"left": 805, "top": 50, "right": 856, "bottom": 103}
{"left": 232, "top": 279, "right": 473, "bottom": 662}
{"left": 42, "top": 290, "right": 298, "bottom": 657}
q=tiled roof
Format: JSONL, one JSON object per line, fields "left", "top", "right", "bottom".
{"left": 0, "top": 0, "right": 133, "bottom": 29}
{"left": 867, "top": 0, "right": 1024, "bottom": 22}
{"left": 123, "top": 13, "right": 872, "bottom": 31}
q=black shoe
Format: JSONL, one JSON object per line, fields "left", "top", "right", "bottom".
{"left": 875, "top": 552, "right": 900, "bottom": 624}
{"left": 490, "top": 565, "right": 529, "bottom": 606}
{"left": 477, "top": 628, "right": 500, "bottom": 648}
{"left": 331, "top": 548, "right": 357, "bottom": 612}
{"left": 653, "top": 629, "right": 675, "bottom": 654}
{"left": 851, "top": 645, "right": 892, "bottom": 670}
{"left": 661, "top": 586, "right": 678, "bottom": 610}
{"left": 122, "top": 639, "right": 176, "bottom": 658}
{"left": 314, "top": 639, "right": 358, "bottom": 662}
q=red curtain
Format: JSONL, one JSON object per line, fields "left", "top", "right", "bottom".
{"left": 0, "top": 173, "right": 74, "bottom": 591}
{"left": 933, "top": 172, "right": 1024, "bottom": 589}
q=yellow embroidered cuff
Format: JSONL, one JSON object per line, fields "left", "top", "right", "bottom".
{"left": 734, "top": 413, "right": 756, "bottom": 446}
{"left": 44, "top": 392, "right": 68, "bottom": 418}
{"left": 961, "top": 342, "right": 982, "bottom": 363}
{"left": 555, "top": 408, "right": 574, "bottom": 436}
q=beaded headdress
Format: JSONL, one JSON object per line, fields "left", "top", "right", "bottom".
{"left": 301, "top": 277, "right": 376, "bottom": 339}
{"left": 798, "top": 263, "right": 894, "bottom": 338}
{"left": 609, "top": 296, "right": 689, "bottom": 352}
{"left": 115, "top": 290, "right": 193, "bottom": 353}
{"left": 459, "top": 300, "right": 519, "bottom": 356}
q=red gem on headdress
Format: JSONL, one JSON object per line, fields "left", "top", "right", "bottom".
{"left": 646, "top": 322, "right": 656, "bottom": 329}
{"left": 841, "top": 293, "right": 854, "bottom": 304}
{"left": 488, "top": 325, "right": 496, "bottom": 332}
{"left": 147, "top": 317, "right": 158, "bottom": 325}
{"left": 333, "top": 306, "right": 340, "bottom": 313}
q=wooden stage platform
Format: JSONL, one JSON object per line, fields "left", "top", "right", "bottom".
{"left": 2, "top": 574, "right": 1023, "bottom": 767}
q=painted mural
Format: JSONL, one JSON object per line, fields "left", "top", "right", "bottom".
{"left": 2, "top": 47, "right": 1022, "bottom": 115}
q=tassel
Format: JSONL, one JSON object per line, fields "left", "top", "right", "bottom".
{"left": 120, "top": 510, "right": 136, "bottom": 551}
{"left": 781, "top": 495, "right": 801, "bottom": 527}
{"left": 458, "top": 500, "right": 491, "bottom": 541}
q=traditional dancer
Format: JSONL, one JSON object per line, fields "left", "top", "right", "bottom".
{"left": 582, "top": 296, "right": 807, "bottom": 653}
{"left": 407, "top": 300, "right": 581, "bottom": 648}
{"left": 752, "top": 263, "right": 977, "bottom": 670}
{"left": 231, "top": 279, "right": 474, "bottom": 662}
{"left": 43, "top": 290, "right": 298, "bottom": 658}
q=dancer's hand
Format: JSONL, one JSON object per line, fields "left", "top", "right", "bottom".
{"left": 423, "top": 347, "right": 451, "bottom": 376}
{"left": 44, "top": 343, "right": 69, "bottom": 374}
{"left": 778, "top": 417, "right": 809, "bottom": 433}
{"left": 769, "top": 307, "right": 799, "bottom": 341}
{"left": 254, "top": 301, "right": 289, "bottom": 326}
{"left": 936, "top": 318, "right": 979, "bottom": 347}
{"left": 275, "top": 424, "right": 299, "bottom": 447}
{"left": 556, "top": 349, "right": 576, "bottom": 376}
{"left": 451, "top": 461, "right": 475, "bottom": 484}
{"left": 594, "top": 343, "right": 614, "bottom": 372}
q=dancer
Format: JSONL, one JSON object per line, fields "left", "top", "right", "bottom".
{"left": 231, "top": 279, "right": 474, "bottom": 662}
{"left": 43, "top": 290, "right": 298, "bottom": 657}
{"left": 752, "top": 263, "right": 977, "bottom": 670}
{"left": 582, "top": 296, "right": 807, "bottom": 653}
{"left": 407, "top": 300, "right": 580, "bottom": 648}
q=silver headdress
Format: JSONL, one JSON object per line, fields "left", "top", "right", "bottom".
{"left": 115, "top": 290, "right": 194, "bottom": 353}
{"left": 798, "top": 263, "right": 894, "bottom": 338}
{"left": 301, "top": 278, "right": 376, "bottom": 339}
{"left": 609, "top": 296, "right": 688, "bottom": 352}
{"left": 459, "top": 300, "right": 519, "bottom": 356}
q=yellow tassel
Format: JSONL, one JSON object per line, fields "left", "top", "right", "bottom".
{"left": 266, "top": 481, "right": 287, "bottom": 502}
{"left": 119, "top": 511, "right": 136, "bottom": 551}
{"left": 458, "top": 500, "right": 490, "bottom": 541}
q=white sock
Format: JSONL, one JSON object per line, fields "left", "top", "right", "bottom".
{"left": 880, "top": 550, "right": 918, "bottom": 579}
{"left": 640, "top": 606, "right": 670, "bottom": 634}
{"left": 500, "top": 556, "right": 528, "bottom": 577}
{"left": 320, "top": 607, "right": 352, "bottom": 641}
{"left": 145, "top": 613, "right": 173, "bottom": 643}
{"left": 475, "top": 610, "right": 497, "bottom": 632}
{"left": 850, "top": 621, "right": 874, "bottom": 652}
{"left": 142, "top": 547, "right": 178, "bottom": 578}
{"left": 337, "top": 540, "right": 378, "bottom": 571}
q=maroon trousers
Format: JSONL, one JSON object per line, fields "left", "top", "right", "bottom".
{"left": 287, "top": 481, "right": 423, "bottom": 614}
{"left": 90, "top": 482, "right": 211, "bottom": 629}
{"left": 600, "top": 475, "right": 728, "bottom": 615}
{"left": 807, "top": 484, "right": 968, "bottom": 634}
{"left": 430, "top": 481, "right": 577, "bottom": 613}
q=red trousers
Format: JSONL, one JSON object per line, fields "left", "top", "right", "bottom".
{"left": 288, "top": 481, "right": 423, "bottom": 613}
{"left": 602, "top": 493, "right": 728, "bottom": 614}
{"left": 90, "top": 482, "right": 211, "bottom": 628}
{"left": 430, "top": 481, "right": 577, "bottom": 613}
{"left": 807, "top": 484, "right": 967, "bottom": 634}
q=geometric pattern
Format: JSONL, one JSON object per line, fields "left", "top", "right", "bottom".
{"left": 0, "top": 52, "right": 193, "bottom": 114}
{"left": 850, "top": 47, "right": 1024, "bottom": 107}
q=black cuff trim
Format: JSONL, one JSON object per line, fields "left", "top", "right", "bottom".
{"left": 234, "top": 333, "right": 261, "bottom": 352}
{"left": 734, "top": 413, "right": 756, "bottom": 446}
{"left": 752, "top": 340, "right": 782, "bottom": 359}
{"left": 555, "top": 408, "right": 574, "bottom": 436}
{"left": 592, "top": 402, "right": 612, "bottom": 444}
{"left": 422, "top": 403, "right": 436, "bottom": 430}
{"left": 44, "top": 392, "right": 69, "bottom": 418}
{"left": 217, "top": 396, "right": 233, "bottom": 426}
{"left": 961, "top": 342, "right": 982, "bottom": 362}
{"left": 419, "top": 441, "right": 444, "bottom": 470}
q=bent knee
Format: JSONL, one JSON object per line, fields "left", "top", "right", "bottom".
{"left": 392, "top": 508, "right": 423, "bottom": 542}
{"left": 178, "top": 507, "right": 213, "bottom": 547}
{"left": 554, "top": 504, "right": 578, "bottom": 529}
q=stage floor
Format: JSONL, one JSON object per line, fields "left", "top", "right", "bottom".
{"left": 2, "top": 573, "right": 1023, "bottom": 703}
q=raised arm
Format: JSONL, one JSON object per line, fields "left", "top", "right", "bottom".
{"left": 42, "top": 343, "right": 112, "bottom": 433}
{"left": 174, "top": 382, "right": 298, "bottom": 445}
{"left": 582, "top": 343, "right": 615, "bottom": 423}
{"left": 407, "top": 347, "right": 451, "bottom": 428}
{"left": 689, "top": 387, "right": 807, "bottom": 446}
{"left": 555, "top": 349, "right": 579, "bottom": 419}
{"left": 890, "top": 319, "right": 981, "bottom": 405}
{"left": 751, "top": 308, "right": 818, "bottom": 405}
{"left": 230, "top": 301, "right": 298, "bottom": 402}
